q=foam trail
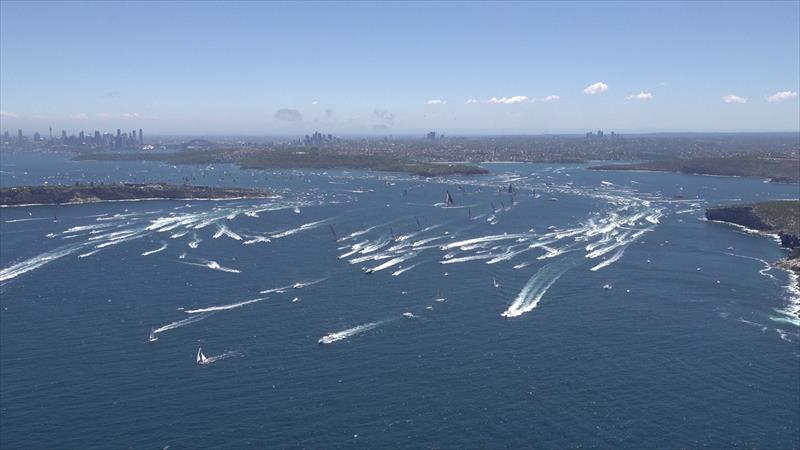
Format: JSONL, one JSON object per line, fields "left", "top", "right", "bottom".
{"left": 318, "top": 320, "right": 391, "bottom": 344}
{"left": 63, "top": 223, "right": 113, "bottom": 234}
{"left": 502, "top": 260, "right": 576, "bottom": 318}
{"left": 188, "top": 233, "right": 202, "bottom": 249}
{"left": 243, "top": 235, "right": 271, "bottom": 245}
{"left": 440, "top": 253, "right": 496, "bottom": 265}
{"left": 4, "top": 217, "right": 52, "bottom": 223}
{"left": 142, "top": 242, "right": 168, "bottom": 256}
{"left": 392, "top": 263, "right": 420, "bottom": 277}
{"left": 368, "top": 252, "right": 417, "bottom": 273}
{"left": 200, "top": 350, "right": 241, "bottom": 364}
{"left": 185, "top": 296, "right": 268, "bottom": 314}
{"left": 441, "top": 233, "right": 529, "bottom": 251}
{"left": 181, "top": 259, "right": 241, "bottom": 274}
{"left": 589, "top": 246, "right": 626, "bottom": 271}
{"left": 78, "top": 249, "right": 102, "bottom": 258}
{"left": 339, "top": 225, "right": 380, "bottom": 242}
{"left": 213, "top": 224, "right": 242, "bottom": 241}
{"left": 271, "top": 219, "right": 331, "bottom": 238}
{"left": 1, "top": 243, "right": 88, "bottom": 282}
{"left": 153, "top": 312, "right": 214, "bottom": 334}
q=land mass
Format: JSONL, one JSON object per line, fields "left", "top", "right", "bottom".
{"left": 706, "top": 200, "right": 800, "bottom": 317}
{"left": 75, "top": 148, "right": 489, "bottom": 177}
{"left": 589, "top": 156, "right": 800, "bottom": 183}
{"left": 0, "top": 183, "right": 272, "bottom": 206}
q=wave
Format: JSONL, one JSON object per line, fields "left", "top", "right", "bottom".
{"left": 502, "top": 259, "right": 576, "bottom": 318}
{"left": 185, "top": 296, "right": 268, "bottom": 314}
{"left": 142, "top": 242, "right": 168, "bottom": 256}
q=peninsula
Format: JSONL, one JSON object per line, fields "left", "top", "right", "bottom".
{"left": 706, "top": 200, "right": 800, "bottom": 317}
{"left": 75, "top": 148, "right": 489, "bottom": 177}
{"left": 0, "top": 183, "right": 272, "bottom": 206}
{"left": 589, "top": 156, "right": 800, "bottom": 183}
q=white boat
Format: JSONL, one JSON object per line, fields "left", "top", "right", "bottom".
{"left": 402, "top": 312, "right": 416, "bottom": 319}
{"left": 148, "top": 328, "right": 158, "bottom": 343}
{"left": 292, "top": 297, "right": 300, "bottom": 303}
{"left": 196, "top": 347, "right": 209, "bottom": 365}
{"left": 492, "top": 278, "right": 502, "bottom": 288}
{"left": 603, "top": 284, "right": 612, "bottom": 290}
{"left": 293, "top": 207, "right": 301, "bottom": 214}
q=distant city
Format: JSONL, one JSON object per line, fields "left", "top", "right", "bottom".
{"left": 1, "top": 127, "right": 149, "bottom": 151}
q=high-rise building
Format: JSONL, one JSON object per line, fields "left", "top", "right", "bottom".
{"left": 427, "top": 131, "right": 437, "bottom": 140}
{"left": 17, "top": 129, "right": 23, "bottom": 144}
{"left": 138, "top": 128, "right": 143, "bottom": 145}
{"left": 61, "top": 130, "right": 67, "bottom": 141}
{"left": 34, "top": 132, "right": 41, "bottom": 142}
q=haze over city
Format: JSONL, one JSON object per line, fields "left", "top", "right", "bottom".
{"left": 1, "top": 1, "right": 798, "bottom": 135}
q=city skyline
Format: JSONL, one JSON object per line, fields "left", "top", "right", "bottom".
{"left": 1, "top": 1, "right": 799, "bottom": 134}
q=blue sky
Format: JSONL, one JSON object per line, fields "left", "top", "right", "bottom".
{"left": 1, "top": 1, "right": 798, "bottom": 135}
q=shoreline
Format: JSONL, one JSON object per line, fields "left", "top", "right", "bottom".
{"left": 0, "top": 195, "right": 274, "bottom": 208}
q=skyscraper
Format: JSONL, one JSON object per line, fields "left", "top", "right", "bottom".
{"left": 138, "top": 128, "right": 143, "bottom": 145}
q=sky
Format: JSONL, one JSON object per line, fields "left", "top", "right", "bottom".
{"left": 1, "top": 1, "right": 798, "bottom": 135}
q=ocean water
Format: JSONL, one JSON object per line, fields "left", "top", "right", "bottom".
{"left": 1, "top": 154, "right": 798, "bottom": 448}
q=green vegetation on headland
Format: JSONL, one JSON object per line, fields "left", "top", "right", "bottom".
{"left": 74, "top": 148, "right": 489, "bottom": 177}
{"left": 0, "top": 183, "right": 271, "bottom": 206}
{"left": 589, "top": 156, "right": 800, "bottom": 183}
{"left": 706, "top": 200, "right": 800, "bottom": 316}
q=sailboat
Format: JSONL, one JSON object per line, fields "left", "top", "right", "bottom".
{"left": 434, "top": 289, "right": 446, "bottom": 302}
{"left": 468, "top": 207, "right": 472, "bottom": 220}
{"left": 415, "top": 217, "right": 422, "bottom": 230}
{"left": 508, "top": 183, "right": 514, "bottom": 194}
{"left": 196, "top": 347, "right": 209, "bottom": 365}
{"left": 445, "top": 191, "right": 454, "bottom": 207}
{"left": 148, "top": 328, "right": 158, "bottom": 343}
{"left": 493, "top": 278, "right": 502, "bottom": 288}
{"left": 390, "top": 225, "right": 398, "bottom": 241}
{"left": 329, "top": 224, "right": 338, "bottom": 241}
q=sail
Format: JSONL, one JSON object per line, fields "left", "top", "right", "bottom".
{"left": 445, "top": 191, "right": 454, "bottom": 206}
{"left": 508, "top": 183, "right": 514, "bottom": 193}
{"left": 196, "top": 347, "right": 206, "bottom": 364}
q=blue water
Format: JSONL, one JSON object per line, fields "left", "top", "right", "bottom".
{"left": 1, "top": 154, "right": 798, "bottom": 448}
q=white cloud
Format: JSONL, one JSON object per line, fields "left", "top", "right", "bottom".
{"left": 0, "top": 111, "right": 18, "bottom": 118}
{"left": 426, "top": 99, "right": 446, "bottom": 105}
{"left": 311, "top": 100, "right": 319, "bottom": 105}
{"left": 540, "top": 95, "right": 560, "bottom": 102}
{"left": 583, "top": 82, "right": 609, "bottom": 95}
{"left": 488, "top": 95, "right": 529, "bottom": 104}
{"left": 658, "top": 81, "right": 668, "bottom": 86}
{"left": 464, "top": 98, "right": 479, "bottom": 104}
{"left": 95, "top": 112, "right": 111, "bottom": 119}
{"left": 70, "top": 113, "right": 89, "bottom": 120}
{"left": 122, "top": 112, "right": 142, "bottom": 119}
{"left": 626, "top": 92, "right": 653, "bottom": 101}
{"left": 766, "top": 90, "right": 798, "bottom": 103}
{"left": 722, "top": 94, "right": 747, "bottom": 104}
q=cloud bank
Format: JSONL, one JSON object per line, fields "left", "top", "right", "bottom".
{"left": 766, "top": 91, "right": 797, "bottom": 103}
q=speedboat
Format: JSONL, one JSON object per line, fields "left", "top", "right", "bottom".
{"left": 603, "top": 284, "right": 612, "bottom": 290}
{"left": 148, "top": 328, "right": 158, "bottom": 343}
